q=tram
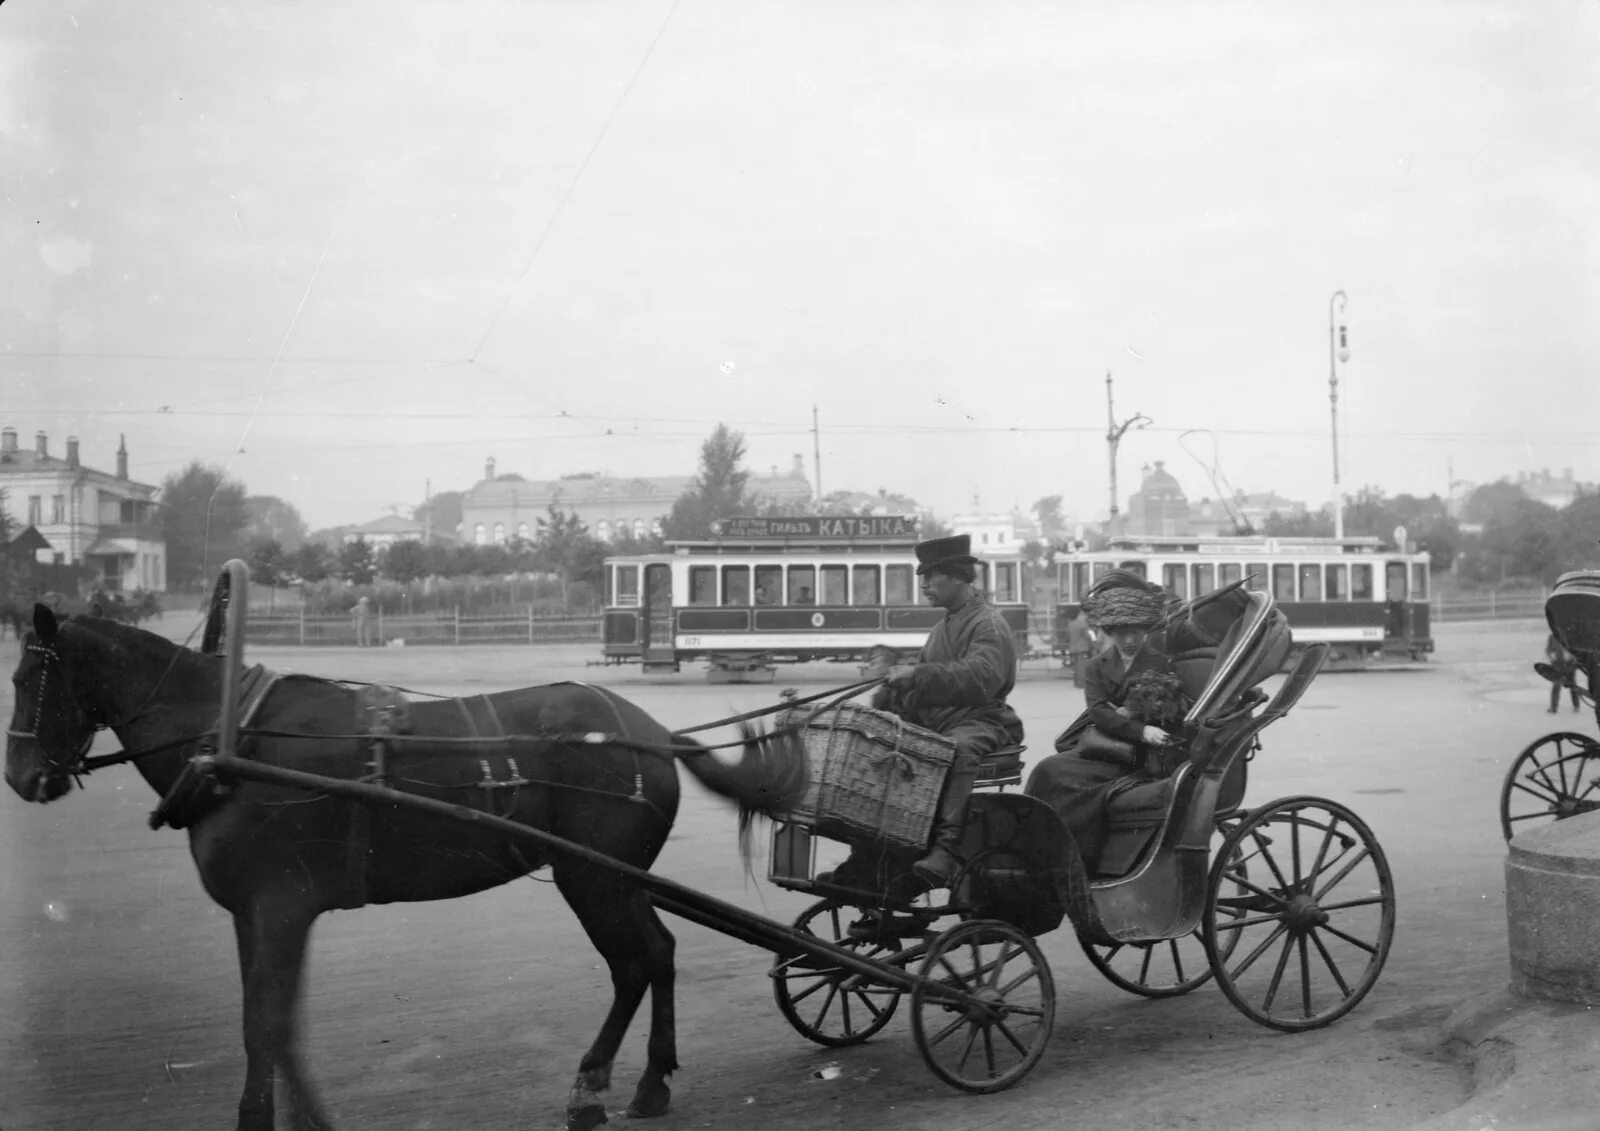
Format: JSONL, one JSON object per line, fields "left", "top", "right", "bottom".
{"left": 599, "top": 515, "right": 1032, "bottom": 678}
{"left": 1049, "top": 535, "right": 1433, "bottom": 663}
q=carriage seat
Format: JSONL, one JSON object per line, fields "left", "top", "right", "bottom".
{"left": 975, "top": 744, "right": 1025, "bottom": 788}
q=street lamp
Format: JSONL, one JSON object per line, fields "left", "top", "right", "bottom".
{"left": 1328, "top": 290, "right": 1350, "bottom": 539}
{"left": 1105, "top": 372, "right": 1152, "bottom": 538}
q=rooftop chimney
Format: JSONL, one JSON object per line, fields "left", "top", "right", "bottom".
{"left": 485, "top": 456, "right": 496, "bottom": 480}
{"left": 116, "top": 434, "right": 128, "bottom": 480}
{"left": 66, "top": 436, "right": 79, "bottom": 468}
{"left": 35, "top": 431, "right": 47, "bottom": 457}
{"left": 1, "top": 427, "right": 15, "bottom": 454}
{"left": 792, "top": 453, "right": 804, "bottom": 475}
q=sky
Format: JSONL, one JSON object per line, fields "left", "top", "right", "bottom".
{"left": 2, "top": 0, "right": 1596, "bottom": 533}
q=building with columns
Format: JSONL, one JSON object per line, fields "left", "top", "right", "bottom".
{"left": 0, "top": 427, "right": 165, "bottom": 591}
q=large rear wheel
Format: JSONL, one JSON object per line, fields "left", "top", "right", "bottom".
{"left": 1500, "top": 732, "right": 1600, "bottom": 842}
{"left": 1203, "top": 797, "right": 1395, "bottom": 1031}
{"left": 770, "top": 900, "right": 901, "bottom": 1047}
{"left": 909, "top": 919, "right": 1054, "bottom": 1093}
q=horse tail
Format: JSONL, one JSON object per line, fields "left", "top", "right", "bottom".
{"left": 676, "top": 722, "right": 810, "bottom": 861}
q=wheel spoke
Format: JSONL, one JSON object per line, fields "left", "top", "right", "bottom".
{"left": 1260, "top": 926, "right": 1297, "bottom": 1012}
{"left": 786, "top": 975, "right": 831, "bottom": 1006}
{"left": 1306, "top": 814, "right": 1339, "bottom": 892}
{"left": 1253, "top": 828, "right": 1296, "bottom": 895}
{"left": 1213, "top": 910, "right": 1290, "bottom": 933}
{"left": 998, "top": 966, "right": 1041, "bottom": 997}
{"left": 1510, "top": 778, "right": 1563, "bottom": 806}
{"left": 1298, "top": 934, "right": 1313, "bottom": 1018}
{"left": 1225, "top": 921, "right": 1289, "bottom": 980}
{"left": 1308, "top": 928, "right": 1354, "bottom": 997}
{"left": 1165, "top": 938, "right": 1187, "bottom": 983}
{"left": 1312, "top": 846, "right": 1373, "bottom": 903}
{"left": 928, "top": 1010, "right": 969, "bottom": 1048}
{"left": 994, "top": 1017, "right": 1030, "bottom": 1056}
{"left": 982, "top": 1026, "right": 998, "bottom": 1078}
{"left": 1317, "top": 921, "right": 1380, "bottom": 955}
{"left": 1317, "top": 893, "right": 1385, "bottom": 913}
{"left": 810, "top": 983, "right": 842, "bottom": 1032}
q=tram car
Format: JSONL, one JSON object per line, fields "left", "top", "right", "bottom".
{"left": 1049, "top": 535, "right": 1433, "bottom": 664}
{"left": 600, "top": 515, "right": 1031, "bottom": 678}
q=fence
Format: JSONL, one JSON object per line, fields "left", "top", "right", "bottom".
{"left": 1429, "top": 590, "right": 1548, "bottom": 623}
{"left": 244, "top": 607, "right": 600, "bottom": 647}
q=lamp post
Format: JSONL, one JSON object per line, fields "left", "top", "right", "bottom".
{"left": 1105, "top": 372, "right": 1152, "bottom": 538}
{"left": 1328, "top": 291, "right": 1350, "bottom": 539}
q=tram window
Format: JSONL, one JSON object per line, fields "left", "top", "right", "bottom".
{"left": 1191, "top": 563, "right": 1216, "bottom": 596}
{"left": 1385, "top": 562, "right": 1408, "bottom": 601}
{"left": 1161, "top": 564, "right": 1188, "bottom": 600}
{"left": 1325, "top": 563, "right": 1348, "bottom": 600}
{"left": 1244, "top": 570, "right": 1265, "bottom": 591}
{"left": 615, "top": 565, "right": 640, "bottom": 607}
{"left": 885, "top": 564, "right": 916, "bottom": 605}
{"left": 688, "top": 566, "right": 717, "bottom": 606}
{"left": 721, "top": 565, "right": 750, "bottom": 606}
{"left": 852, "top": 565, "right": 881, "bottom": 605}
{"left": 754, "top": 565, "right": 781, "bottom": 605}
{"left": 1298, "top": 564, "right": 1322, "bottom": 602}
{"left": 1070, "top": 563, "right": 1089, "bottom": 601}
{"left": 788, "top": 566, "right": 816, "bottom": 605}
{"left": 1411, "top": 563, "right": 1428, "bottom": 600}
{"left": 820, "top": 565, "right": 847, "bottom": 605}
{"left": 995, "top": 562, "right": 1019, "bottom": 604}
{"left": 1352, "top": 563, "right": 1374, "bottom": 600}
{"left": 1272, "top": 564, "right": 1296, "bottom": 601}
{"left": 1091, "top": 562, "right": 1111, "bottom": 583}
{"left": 1118, "top": 561, "right": 1148, "bottom": 579}
{"left": 976, "top": 562, "right": 992, "bottom": 595}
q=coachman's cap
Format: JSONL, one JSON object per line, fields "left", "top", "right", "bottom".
{"left": 914, "top": 534, "right": 979, "bottom": 576}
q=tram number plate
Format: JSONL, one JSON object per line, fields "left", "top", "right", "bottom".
{"left": 681, "top": 636, "right": 700, "bottom": 647}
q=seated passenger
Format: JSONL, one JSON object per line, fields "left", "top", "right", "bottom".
{"left": 1025, "top": 570, "right": 1179, "bottom": 873}
{"left": 818, "top": 534, "right": 1024, "bottom": 890}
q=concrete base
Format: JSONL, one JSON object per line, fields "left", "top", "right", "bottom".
{"left": 1506, "top": 810, "right": 1600, "bottom": 1004}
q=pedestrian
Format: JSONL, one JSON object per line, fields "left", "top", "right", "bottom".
{"left": 352, "top": 596, "right": 373, "bottom": 647}
{"left": 1065, "top": 608, "right": 1097, "bottom": 689}
{"left": 1545, "top": 632, "right": 1581, "bottom": 714}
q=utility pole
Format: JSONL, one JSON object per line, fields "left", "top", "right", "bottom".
{"left": 1329, "top": 290, "right": 1350, "bottom": 539}
{"left": 812, "top": 404, "right": 822, "bottom": 507}
{"left": 1105, "top": 372, "right": 1151, "bottom": 537}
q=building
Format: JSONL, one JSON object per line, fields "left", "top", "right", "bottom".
{"left": 0, "top": 427, "right": 165, "bottom": 591}
{"left": 338, "top": 513, "right": 456, "bottom": 549}
{"left": 458, "top": 454, "right": 814, "bottom": 544}
{"left": 1516, "top": 468, "right": 1592, "bottom": 510}
{"left": 948, "top": 510, "right": 1037, "bottom": 554}
{"left": 1125, "top": 461, "right": 1191, "bottom": 537}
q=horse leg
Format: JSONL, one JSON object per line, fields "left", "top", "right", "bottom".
{"left": 624, "top": 899, "right": 677, "bottom": 1119}
{"left": 557, "top": 871, "right": 670, "bottom": 1131}
{"left": 233, "top": 898, "right": 332, "bottom": 1131}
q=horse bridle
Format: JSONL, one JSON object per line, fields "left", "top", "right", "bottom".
{"left": 6, "top": 640, "right": 96, "bottom": 781}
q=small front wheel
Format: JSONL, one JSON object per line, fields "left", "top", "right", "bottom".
{"left": 910, "top": 919, "right": 1054, "bottom": 1093}
{"left": 1500, "top": 732, "right": 1600, "bottom": 842}
{"left": 1203, "top": 797, "right": 1395, "bottom": 1031}
{"left": 771, "top": 900, "right": 901, "bottom": 1047}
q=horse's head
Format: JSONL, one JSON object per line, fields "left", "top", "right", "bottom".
{"left": 5, "top": 605, "right": 98, "bottom": 803}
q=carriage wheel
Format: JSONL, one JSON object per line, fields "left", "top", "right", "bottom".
{"left": 1203, "top": 798, "right": 1394, "bottom": 1032}
{"left": 1500, "top": 732, "right": 1600, "bottom": 842}
{"left": 910, "top": 919, "right": 1055, "bottom": 1093}
{"left": 1081, "top": 822, "right": 1248, "bottom": 997}
{"left": 771, "top": 900, "right": 901, "bottom": 1047}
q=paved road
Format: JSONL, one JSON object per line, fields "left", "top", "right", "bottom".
{"left": 0, "top": 619, "right": 1565, "bottom": 1129}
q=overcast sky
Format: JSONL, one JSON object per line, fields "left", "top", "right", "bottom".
{"left": 2, "top": 1, "right": 1595, "bottom": 532}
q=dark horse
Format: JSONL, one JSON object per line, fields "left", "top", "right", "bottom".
{"left": 5, "top": 606, "right": 807, "bottom": 1131}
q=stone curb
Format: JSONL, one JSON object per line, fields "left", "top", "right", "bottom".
{"left": 1406, "top": 988, "right": 1598, "bottom": 1131}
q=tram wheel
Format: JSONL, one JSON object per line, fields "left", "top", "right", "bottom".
{"left": 1500, "top": 732, "right": 1600, "bottom": 842}
{"left": 770, "top": 900, "right": 901, "bottom": 1047}
{"left": 1203, "top": 797, "right": 1395, "bottom": 1032}
{"left": 910, "top": 919, "right": 1055, "bottom": 1093}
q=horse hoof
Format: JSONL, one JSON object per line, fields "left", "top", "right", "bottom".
{"left": 566, "top": 1104, "right": 609, "bottom": 1131}
{"left": 626, "top": 1082, "right": 671, "bottom": 1119}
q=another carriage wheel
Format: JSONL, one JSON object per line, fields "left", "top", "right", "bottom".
{"left": 1500, "top": 732, "right": 1600, "bottom": 842}
{"left": 910, "top": 919, "right": 1055, "bottom": 1093}
{"left": 1203, "top": 797, "right": 1395, "bottom": 1032}
{"left": 771, "top": 900, "right": 901, "bottom": 1047}
{"left": 1081, "top": 822, "right": 1248, "bottom": 998}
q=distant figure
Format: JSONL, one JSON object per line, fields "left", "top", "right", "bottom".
{"left": 755, "top": 583, "right": 777, "bottom": 606}
{"left": 794, "top": 586, "right": 814, "bottom": 606}
{"left": 1065, "top": 609, "right": 1097, "bottom": 689}
{"left": 353, "top": 596, "right": 374, "bottom": 647}
{"left": 1546, "top": 633, "right": 1581, "bottom": 714}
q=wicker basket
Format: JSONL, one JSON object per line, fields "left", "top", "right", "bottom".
{"left": 775, "top": 702, "right": 955, "bottom": 850}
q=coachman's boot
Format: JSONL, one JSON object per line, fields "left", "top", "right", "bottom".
{"left": 911, "top": 758, "right": 980, "bottom": 889}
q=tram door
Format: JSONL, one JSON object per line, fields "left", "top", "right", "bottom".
{"left": 641, "top": 563, "right": 678, "bottom": 670}
{"left": 1384, "top": 561, "right": 1410, "bottom": 643}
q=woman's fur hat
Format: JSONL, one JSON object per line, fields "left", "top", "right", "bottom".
{"left": 1083, "top": 569, "right": 1167, "bottom": 629}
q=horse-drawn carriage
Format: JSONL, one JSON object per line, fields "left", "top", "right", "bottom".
{"left": 1501, "top": 570, "right": 1600, "bottom": 841}
{"left": 4, "top": 561, "right": 1396, "bottom": 1128}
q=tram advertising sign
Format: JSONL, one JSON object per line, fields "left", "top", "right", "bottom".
{"left": 711, "top": 515, "right": 920, "bottom": 541}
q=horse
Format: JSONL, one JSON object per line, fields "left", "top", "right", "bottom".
{"left": 4, "top": 606, "right": 808, "bottom": 1131}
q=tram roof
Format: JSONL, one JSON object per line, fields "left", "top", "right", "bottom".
{"left": 1079, "top": 534, "right": 1422, "bottom": 557}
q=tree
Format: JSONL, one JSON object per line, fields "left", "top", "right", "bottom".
{"left": 247, "top": 538, "right": 290, "bottom": 588}
{"left": 289, "top": 542, "right": 333, "bottom": 584}
{"left": 336, "top": 537, "right": 377, "bottom": 586}
{"left": 1030, "top": 495, "right": 1067, "bottom": 542}
{"left": 536, "top": 504, "right": 607, "bottom": 605}
{"left": 159, "top": 462, "right": 251, "bottom": 588}
{"left": 662, "top": 424, "right": 751, "bottom": 540}
{"left": 243, "top": 496, "right": 309, "bottom": 552}
{"left": 380, "top": 539, "right": 430, "bottom": 585}
{"left": 918, "top": 512, "right": 954, "bottom": 539}
{"left": 414, "top": 490, "right": 464, "bottom": 542}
